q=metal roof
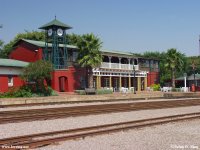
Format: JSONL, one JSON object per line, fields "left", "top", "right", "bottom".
{"left": 21, "top": 39, "right": 77, "bottom": 49}
{"left": 20, "top": 39, "right": 135, "bottom": 56}
{"left": 16, "top": 39, "right": 157, "bottom": 59}
{"left": 0, "top": 59, "right": 29, "bottom": 67}
{"left": 188, "top": 74, "right": 200, "bottom": 80}
{"left": 39, "top": 19, "right": 72, "bottom": 30}
{"left": 100, "top": 49, "right": 135, "bottom": 56}
{"left": 176, "top": 74, "right": 200, "bottom": 81}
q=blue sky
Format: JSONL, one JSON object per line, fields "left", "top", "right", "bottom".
{"left": 1, "top": 0, "right": 200, "bottom": 56}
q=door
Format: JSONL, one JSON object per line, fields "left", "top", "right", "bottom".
{"left": 59, "top": 76, "right": 68, "bottom": 92}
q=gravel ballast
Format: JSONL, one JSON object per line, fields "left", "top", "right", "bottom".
{"left": 0, "top": 97, "right": 199, "bottom": 112}
{"left": 1, "top": 106, "right": 200, "bottom": 140}
{"left": 39, "top": 119, "right": 200, "bottom": 150}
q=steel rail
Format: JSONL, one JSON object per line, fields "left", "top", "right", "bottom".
{"left": 0, "top": 112, "right": 200, "bottom": 149}
{"left": 1, "top": 99, "right": 200, "bottom": 124}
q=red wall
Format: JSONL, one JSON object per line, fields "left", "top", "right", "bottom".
{"left": 13, "top": 76, "right": 24, "bottom": 88}
{"left": 147, "top": 72, "right": 159, "bottom": 86}
{"left": 0, "top": 76, "right": 8, "bottom": 92}
{"left": 0, "top": 75, "right": 25, "bottom": 92}
{"left": 9, "top": 45, "right": 42, "bottom": 62}
{"left": 51, "top": 67, "right": 86, "bottom": 92}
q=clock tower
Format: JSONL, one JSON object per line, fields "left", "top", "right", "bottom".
{"left": 39, "top": 17, "right": 72, "bottom": 69}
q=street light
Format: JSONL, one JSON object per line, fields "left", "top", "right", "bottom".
{"left": 183, "top": 73, "right": 187, "bottom": 92}
{"left": 191, "top": 61, "right": 196, "bottom": 92}
{"left": 133, "top": 65, "right": 136, "bottom": 94}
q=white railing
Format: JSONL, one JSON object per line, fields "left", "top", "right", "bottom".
{"left": 121, "top": 64, "right": 129, "bottom": 70}
{"left": 134, "top": 65, "right": 139, "bottom": 70}
{"left": 100, "top": 62, "right": 138, "bottom": 70}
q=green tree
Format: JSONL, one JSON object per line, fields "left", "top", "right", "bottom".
{"left": 0, "top": 40, "right": 4, "bottom": 57}
{"left": 21, "top": 60, "right": 53, "bottom": 94}
{"left": 143, "top": 51, "right": 169, "bottom": 86}
{"left": 0, "top": 30, "right": 45, "bottom": 58}
{"left": 0, "top": 40, "right": 3, "bottom": 49}
{"left": 66, "top": 33, "right": 81, "bottom": 46}
{"left": 77, "top": 33, "right": 102, "bottom": 88}
{"left": 164, "top": 48, "right": 185, "bottom": 88}
{"left": 185, "top": 56, "right": 200, "bottom": 75}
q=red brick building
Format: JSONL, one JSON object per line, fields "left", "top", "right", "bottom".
{"left": 0, "top": 59, "right": 28, "bottom": 92}
{"left": 8, "top": 38, "right": 159, "bottom": 92}
{"left": 2, "top": 18, "right": 159, "bottom": 93}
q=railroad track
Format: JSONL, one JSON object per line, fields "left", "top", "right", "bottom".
{"left": 1, "top": 99, "right": 200, "bottom": 124}
{"left": 0, "top": 112, "right": 200, "bottom": 149}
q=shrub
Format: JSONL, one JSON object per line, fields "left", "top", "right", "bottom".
{"left": 75, "top": 90, "right": 86, "bottom": 95}
{"left": 150, "top": 84, "right": 161, "bottom": 91}
{"left": 0, "top": 86, "right": 32, "bottom": 98}
{"left": 96, "top": 89, "right": 113, "bottom": 95}
{"left": 32, "top": 86, "right": 57, "bottom": 97}
{"left": 172, "top": 88, "right": 181, "bottom": 92}
{"left": 0, "top": 86, "right": 57, "bottom": 98}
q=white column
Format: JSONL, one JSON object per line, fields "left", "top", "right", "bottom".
{"left": 184, "top": 76, "right": 187, "bottom": 92}
{"left": 119, "top": 57, "right": 121, "bottom": 69}
{"left": 109, "top": 56, "right": 112, "bottom": 69}
{"left": 128, "top": 58, "right": 131, "bottom": 70}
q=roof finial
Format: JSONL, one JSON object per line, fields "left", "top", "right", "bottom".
{"left": 55, "top": 15, "right": 56, "bottom": 20}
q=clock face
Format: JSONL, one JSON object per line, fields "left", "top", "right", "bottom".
{"left": 57, "top": 28, "right": 63, "bottom": 36}
{"left": 48, "top": 29, "right": 52, "bottom": 36}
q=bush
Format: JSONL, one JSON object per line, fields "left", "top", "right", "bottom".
{"left": 32, "top": 86, "right": 57, "bottom": 97}
{"left": 172, "top": 88, "right": 181, "bottom": 92}
{"left": 150, "top": 84, "right": 161, "bottom": 91}
{"left": 0, "top": 86, "right": 57, "bottom": 98}
{"left": 0, "top": 86, "right": 32, "bottom": 98}
{"left": 96, "top": 89, "right": 113, "bottom": 95}
{"left": 75, "top": 90, "right": 86, "bottom": 95}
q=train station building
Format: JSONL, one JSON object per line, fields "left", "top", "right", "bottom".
{"left": 1, "top": 19, "right": 160, "bottom": 92}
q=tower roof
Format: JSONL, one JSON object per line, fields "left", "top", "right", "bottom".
{"left": 39, "top": 18, "right": 72, "bottom": 30}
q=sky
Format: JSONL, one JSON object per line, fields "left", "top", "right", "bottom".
{"left": 1, "top": 0, "right": 200, "bottom": 56}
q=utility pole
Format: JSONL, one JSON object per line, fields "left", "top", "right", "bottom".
{"left": 191, "top": 60, "right": 196, "bottom": 92}
{"left": 199, "top": 35, "right": 200, "bottom": 56}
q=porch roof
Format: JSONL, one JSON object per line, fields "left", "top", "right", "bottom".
{"left": 0, "top": 59, "right": 29, "bottom": 68}
{"left": 176, "top": 74, "right": 200, "bottom": 81}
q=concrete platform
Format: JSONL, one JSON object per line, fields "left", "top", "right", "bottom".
{"left": 0, "top": 91, "right": 163, "bottom": 106}
{"left": 0, "top": 91, "right": 200, "bottom": 106}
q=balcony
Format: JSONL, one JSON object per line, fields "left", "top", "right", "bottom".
{"left": 100, "top": 62, "right": 139, "bottom": 70}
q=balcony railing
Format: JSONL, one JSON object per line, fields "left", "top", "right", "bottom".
{"left": 100, "top": 62, "right": 139, "bottom": 70}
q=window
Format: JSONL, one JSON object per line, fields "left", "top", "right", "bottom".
{"left": 104, "top": 78, "right": 110, "bottom": 87}
{"left": 8, "top": 76, "right": 13, "bottom": 87}
{"left": 73, "top": 51, "right": 78, "bottom": 62}
{"left": 145, "top": 60, "right": 149, "bottom": 67}
{"left": 155, "top": 61, "right": 159, "bottom": 68}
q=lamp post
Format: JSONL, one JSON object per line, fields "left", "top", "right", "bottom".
{"left": 133, "top": 65, "right": 136, "bottom": 94}
{"left": 191, "top": 61, "right": 196, "bottom": 92}
{"left": 183, "top": 73, "right": 187, "bottom": 92}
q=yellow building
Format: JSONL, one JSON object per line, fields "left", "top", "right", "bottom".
{"left": 93, "top": 50, "right": 159, "bottom": 92}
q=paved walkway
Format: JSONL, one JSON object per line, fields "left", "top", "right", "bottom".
{"left": 1, "top": 91, "right": 200, "bottom": 106}
{"left": 0, "top": 91, "right": 163, "bottom": 106}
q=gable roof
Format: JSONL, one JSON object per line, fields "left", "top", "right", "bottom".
{"left": 14, "top": 39, "right": 158, "bottom": 60}
{"left": 16, "top": 39, "right": 77, "bottom": 49}
{"left": 0, "top": 59, "right": 29, "bottom": 67}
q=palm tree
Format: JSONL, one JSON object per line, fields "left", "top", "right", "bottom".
{"left": 164, "top": 48, "right": 185, "bottom": 88}
{"left": 77, "top": 33, "right": 102, "bottom": 88}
